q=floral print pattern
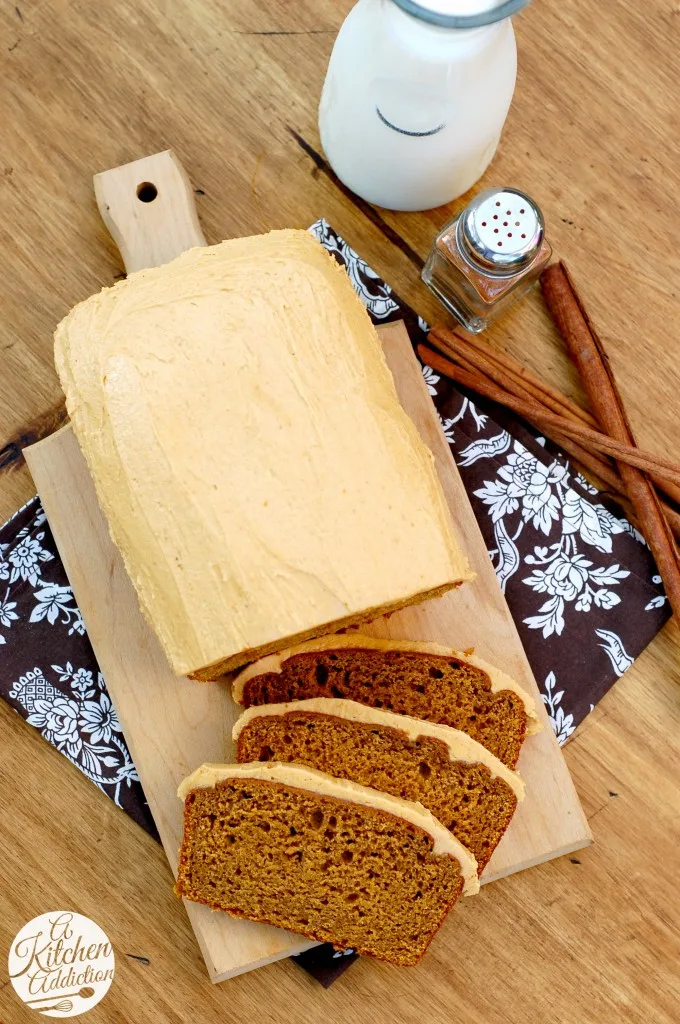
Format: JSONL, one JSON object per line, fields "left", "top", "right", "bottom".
{"left": 419, "top": 345, "right": 668, "bottom": 735}
{"left": 310, "top": 218, "right": 398, "bottom": 320}
{"left": 11, "top": 662, "right": 136, "bottom": 802}
{"left": 541, "top": 671, "right": 575, "bottom": 745}
{"left": 0, "top": 497, "right": 155, "bottom": 837}
{"left": 307, "top": 221, "right": 669, "bottom": 747}
{"left": 421, "top": 364, "right": 440, "bottom": 396}
{"left": 468, "top": 438, "right": 639, "bottom": 639}
{"left": 595, "top": 629, "right": 634, "bottom": 677}
{"left": 476, "top": 443, "right": 565, "bottom": 535}
{"left": 0, "top": 590, "right": 18, "bottom": 635}
{"left": 6, "top": 534, "right": 53, "bottom": 585}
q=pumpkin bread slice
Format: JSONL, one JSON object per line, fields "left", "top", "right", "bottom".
{"left": 177, "top": 761, "right": 478, "bottom": 966}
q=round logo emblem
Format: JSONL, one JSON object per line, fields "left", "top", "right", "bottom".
{"left": 8, "top": 912, "right": 115, "bottom": 1017}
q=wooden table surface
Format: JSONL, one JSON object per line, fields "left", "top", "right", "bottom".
{"left": 1, "top": 1, "right": 680, "bottom": 1021}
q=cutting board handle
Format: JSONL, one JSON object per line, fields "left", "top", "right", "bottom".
{"left": 94, "top": 150, "right": 207, "bottom": 274}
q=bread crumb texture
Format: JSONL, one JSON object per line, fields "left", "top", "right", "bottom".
{"left": 176, "top": 777, "right": 464, "bottom": 966}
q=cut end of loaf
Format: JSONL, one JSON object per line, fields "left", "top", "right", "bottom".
{"left": 232, "top": 698, "right": 525, "bottom": 801}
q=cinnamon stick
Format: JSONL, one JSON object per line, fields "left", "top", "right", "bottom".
{"left": 655, "top": 501, "right": 680, "bottom": 541}
{"left": 420, "top": 340, "right": 680, "bottom": 544}
{"left": 429, "top": 323, "right": 599, "bottom": 430}
{"left": 420, "top": 344, "right": 680, "bottom": 487}
{"left": 541, "top": 261, "right": 680, "bottom": 617}
{"left": 419, "top": 336, "right": 680, "bottom": 542}
{"left": 428, "top": 323, "right": 680, "bottom": 507}
{"left": 426, "top": 325, "right": 622, "bottom": 488}
{"left": 430, "top": 321, "right": 680, "bottom": 493}
{"left": 426, "top": 336, "right": 616, "bottom": 486}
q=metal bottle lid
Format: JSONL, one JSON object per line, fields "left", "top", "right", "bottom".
{"left": 457, "top": 188, "right": 544, "bottom": 275}
{"left": 391, "top": 0, "right": 532, "bottom": 30}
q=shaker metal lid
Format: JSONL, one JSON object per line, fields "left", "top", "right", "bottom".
{"left": 457, "top": 188, "right": 544, "bottom": 273}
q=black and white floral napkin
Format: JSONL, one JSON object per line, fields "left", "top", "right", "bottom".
{"left": 0, "top": 497, "right": 157, "bottom": 838}
{"left": 310, "top": 219, "right": 669, "bottom": 740}
{"left": 0, "top": 221, "right": 669, "bottom": 986}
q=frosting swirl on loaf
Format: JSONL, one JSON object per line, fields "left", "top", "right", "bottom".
{"left": 54, "top": 231, "right": 472, "bottom": 678}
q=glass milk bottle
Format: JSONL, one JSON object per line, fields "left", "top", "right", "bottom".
{"left": 319, "top": 0, "right": 531, "bottom": 211}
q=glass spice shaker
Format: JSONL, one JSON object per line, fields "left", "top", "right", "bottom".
{"left": 422, "top": 187, "right": 552, "bottom": 332}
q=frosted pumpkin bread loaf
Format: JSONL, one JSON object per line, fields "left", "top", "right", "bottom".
{"left": 176, "top": 761, "right": 479, "bottom": 965}
{"left": 54, "top": 230, "right": 472, "bottom": 680}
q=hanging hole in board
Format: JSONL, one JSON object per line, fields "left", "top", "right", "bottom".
{"left": 137, "top": 182, "right": 158, "bottom": 203}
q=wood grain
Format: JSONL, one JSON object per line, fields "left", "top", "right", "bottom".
{"left": 94, "top": 150, "right": 206, "bottom": 271}
{"left": 2, "top": 0, "right": 680, "bottom": 1019}
{"left": 0, "top": 401, "right": 68, "bottom": 474}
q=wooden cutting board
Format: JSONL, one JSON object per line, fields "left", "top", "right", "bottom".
{"left": 24, "top": 150, "right": 590, "bottom": 983}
